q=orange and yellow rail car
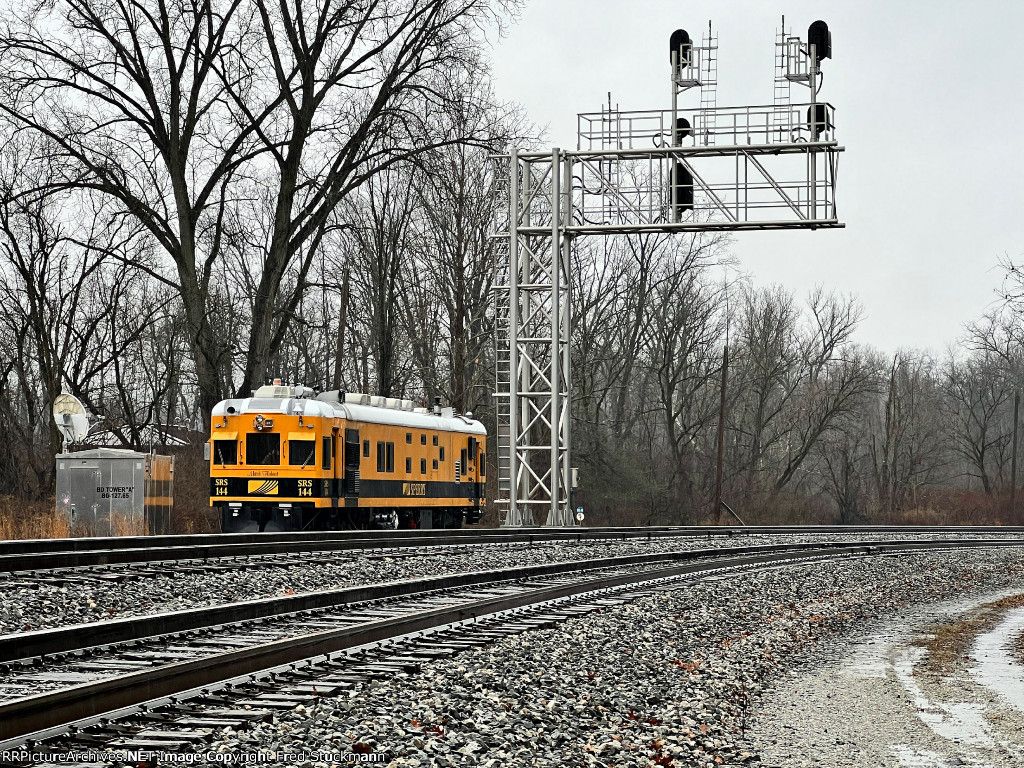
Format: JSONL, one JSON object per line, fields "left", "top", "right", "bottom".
{"left": 209, "top": 384, "right": 486, "bottom": 532}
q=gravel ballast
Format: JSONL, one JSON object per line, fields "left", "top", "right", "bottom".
{"left": 188, "top": 547, "right": 1024, "bottom": 767}
{"left": 2, "top": 533, "right": 1002, "bottom": 634}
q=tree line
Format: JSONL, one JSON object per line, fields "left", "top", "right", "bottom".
{"left": 571, "top": 235, "right": 1024, "bottom": 525}
{"left": 0, "top": 0, "right": 1021, "bottom": 527}
{"left": 0, "top": 0, "right": 525, "bottom": 500}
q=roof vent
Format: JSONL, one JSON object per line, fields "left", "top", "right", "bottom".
{"left": 345, "top": 393, "right": 371, "bottom": 406}
{"left": 253, "top": 384, "right": 295, "bottom": 398}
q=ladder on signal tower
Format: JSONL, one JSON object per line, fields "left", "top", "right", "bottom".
{"left": 773, "top": 21, "right": 793, "bottom": 142}
{"left": 492, "top": 247, "right": 513, "bottom": 504}
{"left": 698, "top": 26, "right": 718, "bottom": 146}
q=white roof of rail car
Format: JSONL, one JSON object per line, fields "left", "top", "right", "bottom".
{"left": 212, "top": 396, "right": 485, "bottom": 435}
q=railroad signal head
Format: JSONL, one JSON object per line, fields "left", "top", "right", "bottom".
{"left": 674, "top": 116, "right": 691, "bottom": 146}
{"left": 670, "top": 29, "right": 692, "bottom": 66}
{"left": 672, "top": 162, "right": 694, "bottom": 215}
{"left": 808, "top": 20, "right": 831, "bottom": 64}
{"left": 806, "top": 104, "right": 830, "bottom": 139}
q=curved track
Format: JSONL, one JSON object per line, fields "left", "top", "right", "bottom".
{"left": 1, "top": 536, "right": 1022, "bottom": 751}
{"left": 4, "top": 525, "right": 1024, "bottom": 574}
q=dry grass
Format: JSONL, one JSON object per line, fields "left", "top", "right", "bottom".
{"left": 0, "top": 497, "right": 155, "bottom": 539}
{"left": 164, "top": 444, "right": 219, "bottom": 534}
{"left": 914, "top": 592, "right": 1024, "bottom": 672}
{"left": 173, "top": 505, "right": 219, "bottom": 534}
{"left": 109, "top": 511, "right": 146, "bottom": 537}
{"left": 892, "top": 488, "right": 1022, "bottom": 526}
{"left": 0, "top": 496, "right": 71, "bottom": 539}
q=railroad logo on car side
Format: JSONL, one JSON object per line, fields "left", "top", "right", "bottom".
{"left": 248, "top": 480, "right": 280, "bottom": 495}
{"left": 402, "top": 482, "right": 426, "bottom": 496}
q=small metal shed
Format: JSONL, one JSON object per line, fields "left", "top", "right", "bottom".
{"left": 55, "top": 448, "right": 174, "bottom": 536}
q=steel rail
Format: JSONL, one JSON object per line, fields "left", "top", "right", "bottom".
{"left": 1, "top": 537, "right": 1023, "bottom": 742}
{"left": 3, "top": 525, "right": 1024, "bottom": 574}
{"left": 3, "top": 537, "right": 1021, "bottom": 663}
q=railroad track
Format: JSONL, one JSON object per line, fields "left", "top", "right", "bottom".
{"left": 3, "top": 525, "right": 1023, "bottom": 575}
{"left": 1, "top": 536, "right": 1021, "bottom": 760}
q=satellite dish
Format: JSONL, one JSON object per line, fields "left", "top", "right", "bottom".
{"left": 53, "top": 394, "right": 90, "bottom": 449}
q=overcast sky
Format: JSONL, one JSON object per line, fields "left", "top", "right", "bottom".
{"left": 489, "top": 0, "right": 1024, "bottom": 356}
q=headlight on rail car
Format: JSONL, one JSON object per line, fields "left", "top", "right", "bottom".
{"left": 254, "top": 414, "right": 265, "bottom": 431}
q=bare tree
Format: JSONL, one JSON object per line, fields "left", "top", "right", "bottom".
{"left": 0, "top": 0, "right": 257, "bottom": 417}
{"left": 0, "top": 138, "right": 155, "bottom": 493}
{"left": 647, "top": 268, "right": 725, "bottom": 522}
{"left": 405, "top": 98, "right": 518, "bottom": 411}
{"left": 942, "top": 352, "right": 1014, "bottom": 494}
{"left": 0, "top": 0, "right": 518, "bottom": 419}
{"left": 727, "top": 286, "right": 870, "bottom": 510}
{"left": 870, "top": 351, "right": 948, "bottom": 515}
{"left": 348, "top": 168, "right": 419, "bottom": 398}
{"left": 816, "top": 423, "right": 873, "bottom": 523}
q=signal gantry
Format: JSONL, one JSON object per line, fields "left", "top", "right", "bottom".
{"left": 495, "top": 18, "right": 844, "bottom": 526}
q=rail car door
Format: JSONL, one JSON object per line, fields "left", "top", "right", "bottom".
{"left": 467, "top": 437, "right": 478, "bottom": 499}
{"left": 343, "top": 428, "right": 360, "bottom": 506}
{"left": 331, "top": 427, "right": 341, "bottom": 507}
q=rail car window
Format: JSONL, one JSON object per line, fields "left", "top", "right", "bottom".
{"left": 432, "top": 459, "right": 438, "bottom": 470}
{"left": 363, "top": 440, "right": 370, "bottom": 457}
{"left": 376, "top": 442, "right": 396, "bottom": 473}
{"left": 420, "top": 434, "right": 426, "bottom": 445}
{"left": 405, "top": 457, "right": 412, "bottom": 474}
{"left": 213, "top": 440, "right": 237, "bottom": 465}
{"left": 432, "top": 435, "right": 438, "bottom": 446}
{"left": 289, "top": 439, "right": 315, "bottom": 467}
{"left": 461, "top": 449, "right": 467, "bottom": 469}
{"left": 322, "top": 437, "right": 332, "bottom": 470}
{"left": 406, "top": 432, "right": 412, "bottom": 444}
{"left": 480, "top": 453, "right": 486, "bottom": 475}
{"left": 421, "top": 458, "right": 427, "bottom": 474}
{"left": 247, "top": 433, "right": 280, "bottom": 465}
{"left": 439, "top": 446, "right": 445, "bottom": 462}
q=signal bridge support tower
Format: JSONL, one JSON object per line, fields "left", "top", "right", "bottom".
{"left": 495, "top": 20, "right": 843, "bottom": 527}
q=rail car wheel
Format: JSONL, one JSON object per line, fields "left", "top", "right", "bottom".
{"left": 374, "top": 510, "right": 399, "bottom": 530}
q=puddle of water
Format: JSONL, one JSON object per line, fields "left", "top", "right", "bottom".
{"left": 970, "top": 606, "right": 1024, "bottom": 714}
{"left": 894, "top": 647, "right": 995, "bottom": 748}
{"left": 841, "top": 591, "right": 1023, "bottom": 683}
